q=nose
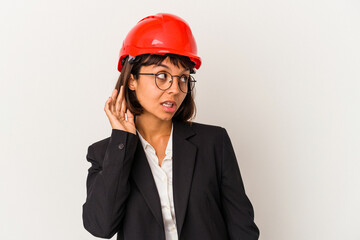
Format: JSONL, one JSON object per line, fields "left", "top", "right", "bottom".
{"left": 168, "top": 77, "right": 181, "bottom": 94}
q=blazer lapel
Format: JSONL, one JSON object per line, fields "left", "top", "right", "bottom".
{"left": 130, "top": 119, "right": 197, "bottom": 236}
{"left": 172, "top": 120, "right": 197, "bottom": 236}
{"left": 130, "top": 139, "right": 164, "bottom": 230}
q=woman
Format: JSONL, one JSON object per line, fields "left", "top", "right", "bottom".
{"left": 82, "top": 13, "right": 260, "bottom": 240}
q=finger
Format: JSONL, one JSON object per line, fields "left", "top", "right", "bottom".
{"left": 104, "top": 96, "right": 111, "bottom": 110}
{"left": 110, "top": 89, "right": 117, "bottom": 113}
{"left": 120, "top": 95, "right": 126, "bottom": 119}
{"left": 104, "top": 97, "right": 113, "bottom": 118}
{"left": 115, "top": 85, "right": 123, "bottom": 114}
{"left": 126, "top": 109, "right": 135, "bottom": 123}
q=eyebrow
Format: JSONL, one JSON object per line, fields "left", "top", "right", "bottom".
{"left": 153, "top": 64, "right": 190, "bottom": 73}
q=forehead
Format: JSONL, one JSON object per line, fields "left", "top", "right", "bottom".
{"left": 146, "top": 56, "right": 190, "bottom": 72}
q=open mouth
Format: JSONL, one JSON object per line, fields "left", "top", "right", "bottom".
{"left": 161, "top": 102, "right": 176, "bottom": 112}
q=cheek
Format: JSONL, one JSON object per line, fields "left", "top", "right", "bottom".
{"left": 179, "top": 93, "right": 187, "bottom": 103}
{"left": 137, "top": 83, "right": 162, "bottom": 106}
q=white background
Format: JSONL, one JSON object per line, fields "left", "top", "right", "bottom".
{"left": 1, "top": 0, "right": 359, "bottom": 239}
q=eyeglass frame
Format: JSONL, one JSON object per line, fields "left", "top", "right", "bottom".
{"left": 137, "top": 71, "right": 197, "bottom": 94}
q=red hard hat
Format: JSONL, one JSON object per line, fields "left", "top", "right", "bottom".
{"left": 117, "top": 13, "right": 201, "bottom": 72}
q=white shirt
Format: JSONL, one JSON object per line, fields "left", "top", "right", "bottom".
{"left": 136, "top": 123, "right": 178, "bottom": 240}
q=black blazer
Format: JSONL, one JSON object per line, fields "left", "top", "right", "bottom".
{"left": 82, "top": 119, "right": 260, "bottom": 240}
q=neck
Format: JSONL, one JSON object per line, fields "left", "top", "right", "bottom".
{"left": 135, "top": 114, "right": 172, "bottom": 141}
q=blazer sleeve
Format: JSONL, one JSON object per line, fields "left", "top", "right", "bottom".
{"left": 220, "top": 127, "right": 260, "bottom": 240}
{"left": 82, "top": 129, "right": 138, "bottom": 239}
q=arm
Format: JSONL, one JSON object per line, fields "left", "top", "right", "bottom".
{"left": 82, "top": 129, "right": 138, "bottom": 239}
{"left": 220, "top": 127, "right": 260, "bottom": 240}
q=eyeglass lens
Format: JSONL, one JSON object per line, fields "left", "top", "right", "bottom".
{"left": 155, "top": 72, "right": 195, "bottom": 93}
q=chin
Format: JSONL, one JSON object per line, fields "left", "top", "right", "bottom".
{"left": 160, "top": 115, "right": 173, "bottom": 121}
{"left": 158, "top": 111, "right": 175, "bottom": 120}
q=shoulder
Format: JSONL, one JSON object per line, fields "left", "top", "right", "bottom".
{"left": 185, "top": 121, "right": 228, "bottom": 143}
{"left": 84, "top": 134, "right": 110, "bottom": 165}
{"left": 88, "top": 135, "right": 111, "bottom": 151}
{"left": 188, "top": 121, "right": 225, "bottom": 134}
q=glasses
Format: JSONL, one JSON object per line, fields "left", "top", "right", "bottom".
{"left": 138, "top": 71, "right": 196, "bottom": 93}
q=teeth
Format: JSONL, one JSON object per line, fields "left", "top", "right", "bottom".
{"left": 162, "top": 102, "right": 173, "bottom": 107}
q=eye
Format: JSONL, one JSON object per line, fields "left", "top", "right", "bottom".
{"left": 180, "top": 75, "right": 189, "bottom": 83}
{"left": 156, "top": 72, "right": 168, "bottom": 80}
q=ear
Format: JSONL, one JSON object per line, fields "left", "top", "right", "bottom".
{"left": 128, "top": 74, "right": 137, "bottom": 91}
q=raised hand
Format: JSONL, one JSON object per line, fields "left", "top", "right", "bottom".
{"left": 104, "top": 85, "right": 136, "bottom": 135}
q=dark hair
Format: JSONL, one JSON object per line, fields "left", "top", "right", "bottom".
{"left": 114, "top": 53, "right": 197, "bottom": 125}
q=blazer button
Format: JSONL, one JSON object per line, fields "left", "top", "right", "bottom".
{"left": 118, "top": 143, "right": 124, "bottom": 150}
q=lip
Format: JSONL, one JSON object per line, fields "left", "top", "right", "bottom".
{"left": 161, "top": 100, "right": 176, "bottom": 107}
{"left": 161, "top": 100, "right": 177, "bottom": 113}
